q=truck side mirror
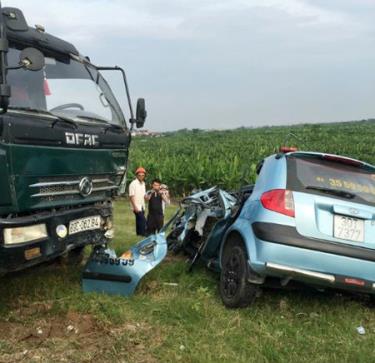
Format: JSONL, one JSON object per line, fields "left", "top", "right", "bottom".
{"left": 135, "top": 98, "right": 147, "bottom": 128}
{"left": 19, "top": 47, "right": 45, "bottom": 71}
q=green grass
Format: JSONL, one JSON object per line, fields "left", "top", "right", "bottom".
{"left": 0, "top": 201, "right": 375, "bottom": 362}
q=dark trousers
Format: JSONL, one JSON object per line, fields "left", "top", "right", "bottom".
{"left": 134, "top": 210, "right": 147, "bottom": 236}
{"left": 147, "top": 214, "right": 164, "bottom": 235}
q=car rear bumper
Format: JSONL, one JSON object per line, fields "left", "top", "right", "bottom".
{"left": 0, "top": 202, "right": 112, "bottom": 273}
{"left": 250, "top": 222, "right": 375, "bottom": 293}
{"left": 252, "top": 222, "right": 375, "bottom": 262}
{"left": 264, "top": 262, "right": 375, "bottom": 293}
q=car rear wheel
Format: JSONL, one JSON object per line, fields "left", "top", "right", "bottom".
{"left": 219, "top": 240, "right": 257, "bottom": 308}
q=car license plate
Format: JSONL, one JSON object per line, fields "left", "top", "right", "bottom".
{"left": 69, "top": 216, "right": 101, "bottom": 235}
{"left": 333, "top": 215, "right": 364, "bottom": 242}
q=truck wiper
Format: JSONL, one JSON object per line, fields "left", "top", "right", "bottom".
{"left": 51, "top": 117, "right": 78, "bottom": 129}
{"left": 75, "top": 115, "right": 125, "bottom": 133}
{"left": 305, "top": 186, "right": 355, "bottom": 199}
{"left": 9, "top": 107, "right": 78, "bottom": 129}
{"left": 75, "top": 115, "right": 109, "bottom": 124}
{"left": 103, "top": 123, "right": 125, "bottom": 134}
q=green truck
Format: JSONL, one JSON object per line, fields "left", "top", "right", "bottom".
{"left": 0, "top": 5, "right": 146, "bottom": 273}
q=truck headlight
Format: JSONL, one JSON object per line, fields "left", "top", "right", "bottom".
{"left": 3, "top": 224, "right": 48, "bottom": 245}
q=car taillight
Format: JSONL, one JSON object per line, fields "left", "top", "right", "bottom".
{"left": 260, "top": 189, "right": 295, "bottom": 217}
{"left": 279, "top": 146, "right": 298, "bottom": 153}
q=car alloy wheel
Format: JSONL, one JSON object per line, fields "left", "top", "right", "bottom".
{"left": 219, "top": 240, "right": 258, "bottom": 308}
{"left": 222, "top": 253, "right": 242, "bottom": 299}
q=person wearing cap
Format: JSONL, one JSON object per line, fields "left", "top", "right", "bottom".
{"left": 129, "top": 167, "right": 147, "bottom": 236}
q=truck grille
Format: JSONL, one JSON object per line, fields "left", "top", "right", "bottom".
{"left": 29, "top": 175, "right": 120, "bottom": 202}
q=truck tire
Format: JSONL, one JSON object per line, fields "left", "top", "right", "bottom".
{"left": 219, "top": 239, "right": 257, "bottom": 308}
{"left": 59, "top": 246, "right": 85, "bottom": 266}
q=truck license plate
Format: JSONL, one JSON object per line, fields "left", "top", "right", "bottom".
{"left": 333, "top": 215, "right": 364, "bottom": 242}
{"left": 69, "top": 216, "right": 101, "bottom": 235}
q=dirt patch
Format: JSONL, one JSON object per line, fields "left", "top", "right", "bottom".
{"left": 15, "top": 302, "right": 53, "bottom": 317}
{"left": 0, "top": 311, "right": 163, "bottom": 363}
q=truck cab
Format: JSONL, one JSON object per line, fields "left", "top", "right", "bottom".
{"left": 0, "top": 7, "right": 146, "bottom": 273}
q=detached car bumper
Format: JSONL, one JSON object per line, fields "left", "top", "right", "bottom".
{"left": 81, "top": 210, "right": 180, "bottom": 297}
{"left": 82, "top": 232, "right": 168, "bottom": 297}
{"left": 0, "top": 202, "right": 112, "bottom": 273}
{"left": 250, "top": 222, "right": 375, "bottom": 293}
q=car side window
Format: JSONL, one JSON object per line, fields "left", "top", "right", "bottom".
{"left": 256, "top": 159, "right": 264, "bottom": 175}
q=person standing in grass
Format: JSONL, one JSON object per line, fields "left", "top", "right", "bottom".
{"left": 129, "top": 167, "right": 147, "bottom": 236}
{"left": 145, "top": 178, "right": 170, "bottom": 235}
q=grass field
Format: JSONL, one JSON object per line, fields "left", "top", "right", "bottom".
{"left": 1, "top": 200, "right": 375, "bottom": 362}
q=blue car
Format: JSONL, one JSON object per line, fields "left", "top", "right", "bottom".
{"left": 169, "top": 149, "right": 375, "bottom": 308}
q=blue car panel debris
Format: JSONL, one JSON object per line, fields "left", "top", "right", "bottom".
{"left": 82, "top": 211, "right": 179, "bottom": 296}
{"left": 83, "top": 150, "right": 375, "bottom": 308}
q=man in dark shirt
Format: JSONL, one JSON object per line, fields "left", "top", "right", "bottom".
{"left": 145, "top": 179, "right": 169, "bottom": 235}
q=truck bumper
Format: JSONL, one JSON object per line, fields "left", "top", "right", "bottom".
{"left": 0, "top": 202, "right": 112, "bottom": 273}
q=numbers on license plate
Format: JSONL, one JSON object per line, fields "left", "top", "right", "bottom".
{"left": 333, "top": 215, "right": 364, "bottom": 243}
{"left": 69, "top": 216, "right": 101, "bottom": 235}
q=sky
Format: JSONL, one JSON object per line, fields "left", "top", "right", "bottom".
{"left": 3, "top": 0, "right": 375, "bottom": 131}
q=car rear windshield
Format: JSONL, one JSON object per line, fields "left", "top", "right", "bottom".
{"left": 286, "top": 155, "right": 375, "bottom": 206}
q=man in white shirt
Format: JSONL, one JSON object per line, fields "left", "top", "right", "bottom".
{"left": 128, "top": 167, "right": 147, "bottom": 236}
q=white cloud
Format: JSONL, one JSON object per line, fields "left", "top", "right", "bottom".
{"left": 2, "top": 0, "right": 374, "bottom": 131}
{"left": 194, "top": 0, "right": 346, "bottom": 25}
{"left": 2, "top": 0, "right": 358, "bottom": 45}
{"left": 2, "top": 0, "right": 186, "bottom": 43}
{"left": 254, "top": 0, "right": 346, "bottom": 25}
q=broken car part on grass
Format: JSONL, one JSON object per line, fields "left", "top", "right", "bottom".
{"left": 81, "top": 186, "right": 248, "bottom": 296}
{"left": 82, "top": 210, "right": 179, "bottom": 296}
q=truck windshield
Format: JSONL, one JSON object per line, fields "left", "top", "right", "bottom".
{"left": 6, "top": 45, "right": 126, "bottom": 126}
{"left": 287, "top": 155, "right": 375, "bottom": 206}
